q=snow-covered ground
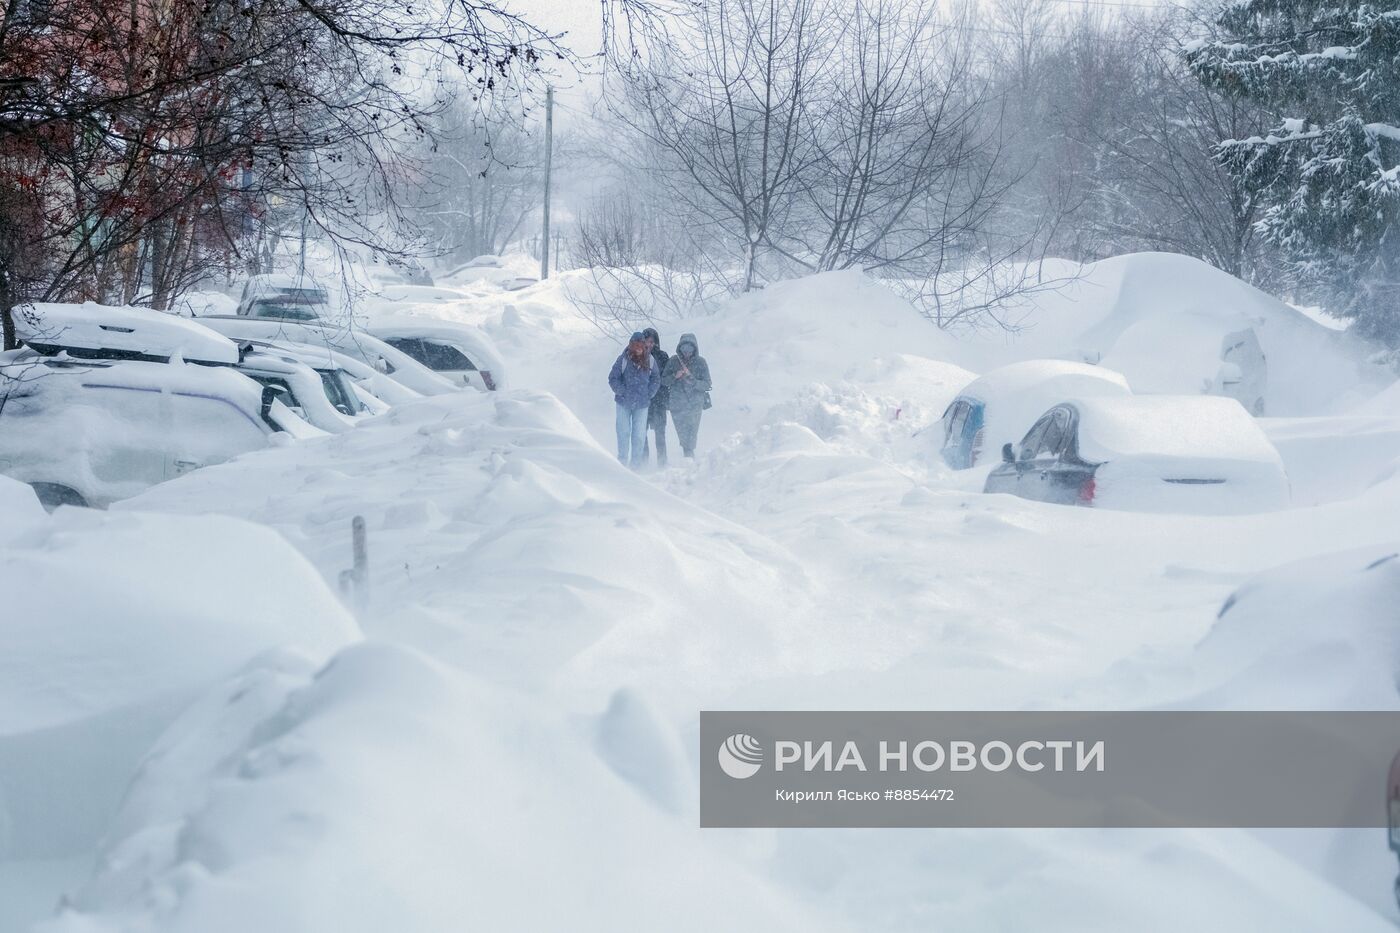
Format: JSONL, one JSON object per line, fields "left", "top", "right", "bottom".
{"left": 6, "top": 253, "right": 1400, "bottom": 930}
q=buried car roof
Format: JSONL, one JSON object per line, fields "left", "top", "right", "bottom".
{"left": 958, "top": 359, "right": 1129, "bottom": 403}
{"left": 15, "top": 302, "right": 239, "bottom": 365}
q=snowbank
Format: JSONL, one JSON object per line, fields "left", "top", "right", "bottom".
{"left": 1188, "top": 547, "right": 1400, "bottom": 709}
{"left": 0, "top": 474, "right": 45, "bottom": 539}
{"left": 1352, "top": 378, "right": 1400, "bottom": 417}
{"left": 1263, "top": 414, "right": 1400, "bottom": 505}
{"left": 0, "top": 506, "right": 357, "bottom": 926}
{"left": 0, "top": 508, "right": 357, "bottom": 736}
{"left": 678, "top": 270, "right": 971, "bottom": 435}
{"left": 124, "top": 389, "right": 816, "bottom": 708}
{"left": 973, "top": 252, "right": 1386, "bottom": 415}
{"left": 436, "top": 252, "right": 540, "bottom": 289}
{"left": 37, "top": 644, "right": 824, "bottom": 933}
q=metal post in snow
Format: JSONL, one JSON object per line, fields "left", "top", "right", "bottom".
{"left": 340, "top": 515, "right": 369, "bottom": 615}
{"left": 352, "top": 514, "right": 368, "bottom": 613}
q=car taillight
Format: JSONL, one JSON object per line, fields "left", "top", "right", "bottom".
{"left": 480, "top": 370, "right": 496, "bottom": 391}
{"left": 1077, "top": 475, "right": 1096, "bottom": 505}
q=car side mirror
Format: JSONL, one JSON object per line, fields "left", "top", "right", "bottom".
{"left": 1002, "top": 442, "right": 1015, "bottom": 463}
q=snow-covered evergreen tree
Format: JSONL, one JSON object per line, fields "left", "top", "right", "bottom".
{"left": 1187, "top": 0, "right": 1400, "bottom": 343}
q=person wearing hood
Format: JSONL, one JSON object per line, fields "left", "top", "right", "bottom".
{"left": 661, "top": 332, "right": 712, "bottom": 458}
{"left": 641, "top": 327, "right": 670, "bottom": 467}
{"left": 608, "top": 331, "right": 661, "bottom": 469}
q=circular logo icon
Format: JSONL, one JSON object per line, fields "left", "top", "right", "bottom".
{"left": 718, "top": 733, "right": 763, "bottom": 779}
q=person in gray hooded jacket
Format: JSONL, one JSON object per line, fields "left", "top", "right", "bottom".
{"left": 661, "top": 332, "right": 712, "bottom": 458}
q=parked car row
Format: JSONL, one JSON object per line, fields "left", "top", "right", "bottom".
{"left": 938, "top": 359, "right": 1290, "bottom": 513}
{"left": 1, "top": 295, "right": 506, "bottom": 509}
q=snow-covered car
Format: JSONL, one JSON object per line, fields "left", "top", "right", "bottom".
{"left": 938, "top": 360, "right": 1130, "bottom": 469}
{"left": 983, "top": 395, "right": 1290, "bottom": 513}
{"left": 235, "top": 273, "right": 333, "bottom": 321}
{"left": 446, "top": 254, "right": 503, "bottom": 275}
{"left": 370, "top": 260, "right": 433, "bottom": 287}
{"left": 13, "top": 301, "right": 377, "bottom": 430}
{"left": 232, "top": 341, "right": 369, "bottom": 432}
{"left": 0, "top": 356, "right": 321, "bottom": 508}
{"left": 1095, "top": 313, "right": 1268, "bottom": 415}
{"left": 439, "top": 255, "right": 536, "bottom": 291}
{"left": 195, "top": 315, "right": 458, "bottom": 397}
{"left": 14, "top": 301, "right": 240, "bottom": 365}
{"left": 984, "top": 252, "right": 1386, "bottom": 416}
{"left": 364, "top": 316, "right": 506, "bottom": 391}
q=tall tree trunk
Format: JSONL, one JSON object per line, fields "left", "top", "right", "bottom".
{"left": 0, "top": 252, "right": 13, "bottom": 348}
{"left": 1, "top": 289, "right": 15, "bottom": 351}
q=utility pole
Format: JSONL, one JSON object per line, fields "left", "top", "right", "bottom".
{"left": 298, "top": 207, "right": 308, "bottom": 280}
{"left": 540, "top": 85, "right": 553, "bottom": 281}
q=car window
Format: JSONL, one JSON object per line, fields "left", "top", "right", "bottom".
{"left": 382, "top": 337, "right": 427, "bottom": 365}
{"left": 1035, "top": 409, "right": 1068, "bottom": 459}
{"left": 421, "top": 340, "right": 476, "bottom": 372}
{"left": 251, "top": 298, "right": 321, "bottom": 321}
{"left": 1018, "top": 416, "right": 1052, "bottom": 460}
{"left": 1024, "top": 408, "right": 1074, "bottom": 460}
{"left": 944, "top": 401, "right": 969, "bottom": 445}
{"left": 318, "top": 370, "right": 360, "bottom": 415}
{"left": 78, "top": 383, "right": 171, "bottom": 484}
{"left": 1055, "top": 409, "right": 1076, "bottom": 455}
{"left": 167, "top": 392, "right": 267, "bottom": 465}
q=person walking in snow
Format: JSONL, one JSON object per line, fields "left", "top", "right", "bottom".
{"left": 608, "top": 331, "right": 661, "bottom": 469}
{"left": 641, "top": 327, "right": 670, "bottom": 467}
{"left": 662, "top": 332, "right": 712, "bottom": 459}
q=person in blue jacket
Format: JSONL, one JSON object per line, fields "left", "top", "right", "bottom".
{"left": 608, "top": 331, "right": 661, "bottom": 469}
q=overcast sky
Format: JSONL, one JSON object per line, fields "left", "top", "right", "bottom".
{"left": 506, "top": 0, "right": 609, "bottom": 58}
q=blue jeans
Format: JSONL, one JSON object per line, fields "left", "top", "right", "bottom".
{"left": 615, "top": 403, "right": 648, "bottom": 468}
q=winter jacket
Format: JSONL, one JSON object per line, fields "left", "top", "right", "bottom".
{"left": 648, "top": 345, "right": 671, "bottom": 415}
{"left": 608, "top": 351, "right": 660, "bottom": 411}
{"left": 661, "top": 333, "right": 711, "bottom": 413}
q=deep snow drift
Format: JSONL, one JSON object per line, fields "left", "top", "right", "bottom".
{"left": 0, "top": 478, "right": 358, "bottom": 931}
{"left": 964, "top": 252, "right": 1389, "bottom": 415}
{"left": 8, "top": 256, "right": 1400, "bottom": 930}
{"left": 35, "top": 645, "right": 825, "bottom": 933}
